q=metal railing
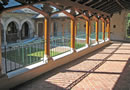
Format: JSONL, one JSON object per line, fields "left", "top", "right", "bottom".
{"left": 98, "top": 32, "right": 103, "bottom": 42}
{"left": 2, "top": 40, "right": 44, "bottom": 73}
{"left": 50, "top": 35, "right": 71, "bottom": 57}
{"left": 90, "top": 32, "right": 96, "bottom": 45}
{"left": 1, "top": 31, "right": 108, "bottom": 73}
{"left": 105, "top": 32, "right": 108, "bottom": 40}
{"left": 76, "top": 32, "right": 86, "bottom": 49}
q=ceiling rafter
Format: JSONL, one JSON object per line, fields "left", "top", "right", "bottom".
{"left": 75, "top": 8, "right": 89, "bottom": 20}
{"left": 83, "top": 0, "right": 93, "bottom": 5}
{"left": 2, "top": 0, "right": 130, "bottom": 16}
{"left": 51, "top": 7, "right": 71, "bottom": 16}
{"left": 105, "top": 7, "right": 122, "bottom": 13}
{"left": 89, "top": 0, "right": 102, "bottom": 7}
{"left": 47, "top": 1, "right": 75, "bottom": 19}
{"left": 85, "top": 0, "right": 100, "bottom": 6}
{"left": 1, "top": 5, "right": 30, "bottom": 14}
{"left": 48, "top": 0, "right": 110, "bottom": 16}
{"left": 97, "top": 1, "right": 115, "bottom": 10}
{"left": 100, "top": 2, "right": 119, "bottom": 11}
{"left": 115, "top": 0, "right": 125, "bottom": 9}
{"left": 107, "top": 7, "right": 122, "bottom": 12}
{"left": 93, "top": 1, "right": 108, "bottom": 9}
{"left": 28, "top": 5, "right": 49, "bottom": 17}
{"left": 75, "top": 0, "right": 81, "bottom": 3}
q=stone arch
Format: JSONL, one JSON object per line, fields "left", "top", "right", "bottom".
{"left": 21, "top": 19, "right": 34, "bottom": 38}
{"left": 6, "top": 21, "right": 20, "bottom": 43}
{"left": 5, "top": 17, "right": 20, "bottom": 31}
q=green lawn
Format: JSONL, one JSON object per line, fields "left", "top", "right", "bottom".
{"left": 75, "top": 42, "right": 86, "bottom": 49}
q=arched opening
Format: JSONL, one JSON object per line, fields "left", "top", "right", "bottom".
{"left": 21, "top": 22, "right": 29, "bottom": 40}
{"left": 6, "top": 22, "right": 19, "bottom": 43}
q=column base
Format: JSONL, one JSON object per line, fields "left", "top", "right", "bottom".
{"left": 43, "top": 55, "right": 51, "bottom": 64}
{"left": 103, "top": 39, "right": 105, "bottom": 42}
{"left": 95, "top": 41, "right": 99, "bottom": 45}
{"left": 71, "top": 48, "right": 76, "bottom": 53}
{"left": 85, "top": 44, "right": 90, "bottom": 48}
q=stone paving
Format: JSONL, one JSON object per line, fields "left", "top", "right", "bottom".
{"left": 12, "top": 42, "right": 130, "bottom": 90}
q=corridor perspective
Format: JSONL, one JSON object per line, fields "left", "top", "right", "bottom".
{"left": 12, "top": 42, "right": 130, "bottom": 90}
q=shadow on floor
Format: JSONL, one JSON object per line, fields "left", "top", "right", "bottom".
{"left": 11, "top": 42, "right": 130, "bottom": 90}
{"left": 112, "top": 59, "right": 130, "bottom": 90}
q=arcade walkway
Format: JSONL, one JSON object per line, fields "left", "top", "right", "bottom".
{"left": 12, "top": 42, "right": 130, "bottom": 90}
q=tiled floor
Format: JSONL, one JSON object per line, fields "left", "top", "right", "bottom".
{"left": 12, "top": 42, "right": 130, "bottom": 90}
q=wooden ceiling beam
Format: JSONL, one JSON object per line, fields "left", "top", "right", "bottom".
{"left": 75, "top": 0, "right": 81, "bottom": 3}
{"left": 28, "top": 5, "right": 49, "bottom": 17}
{"left": 89, "top": 0, "right": 102, "bottom": 7}
{"left": 106, "top": 8, "right": 122, "bottom": 13}
{"left": 51, "top": 7, "right": 70, "bottom": 16}
{"left": 98, "top": 1, "right": 115, "bottom": 10}
{"left": 93, "top": 15, "right": 98, "bottom": 21}
{"left": 94, "top": 1, "right": 108, "bottom": 9}
{"left": 1, "top": 5, "right": 29, "bottom": 14}
{"left": 48, "top": 1, "right": 75, "bottom": 19}
{"left": 104, "top": 5, "right": 122, "bottom": 12}
{"left": 85, "top": 0, "right": 101, "bottom": 6}
{"left": 116, "top": 0, "right": 125, "bottom": 9}
{"left": 100, "top": 17, "right": 105, "bottom": 21}
{"left": 83, "top": 0, "right": 93, "bottom": 5}
{"left": 75, "top": 8, "right": 89, "bottom": 20}
{"left": 101, "top": 3, "right": 119, "bottom": 11}
{"left": 47, "top": 0, "right": 110, "bottom": 16}
{"left": 105, "top": 8, "right": 121, "bottom": 14}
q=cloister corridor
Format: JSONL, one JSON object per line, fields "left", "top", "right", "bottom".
{"left": 12, "top": 41, "right": 130, "bottom": 90}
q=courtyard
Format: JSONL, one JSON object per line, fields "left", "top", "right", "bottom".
{"left": 0, "top": 0, "right": 130, "bottom": 90}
